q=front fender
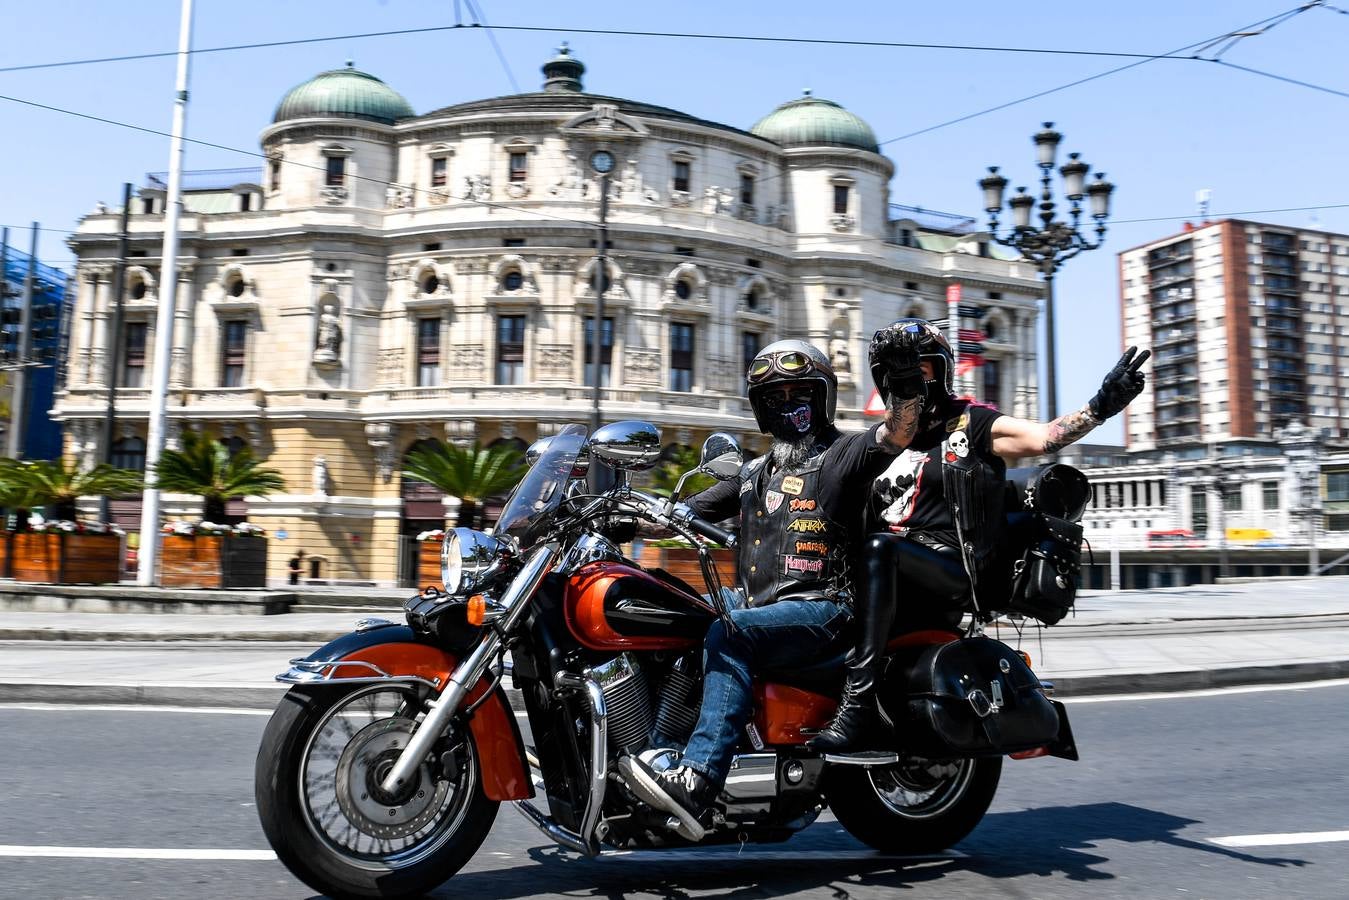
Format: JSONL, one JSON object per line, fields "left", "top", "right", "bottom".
{"left": 280, "top": 624, "right": 531, "bottom": 802}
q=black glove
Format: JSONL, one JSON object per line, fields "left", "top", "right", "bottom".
{"left": 870, "top": 328, "right": 925, "bottom": 400}
{"left": 1088, "top": 346, "right": 1151, "bottom": 420}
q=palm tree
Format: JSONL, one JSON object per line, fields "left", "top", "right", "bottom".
{"left": 649, "top": 446, "right": 715, "bottom": 499}
{"left": 154, "top": 430, "right": 285, "bottom": 522}
{"left": 403, "top": 440, "right": 527, "bottom": 527}
{"left": 0, "top": 458, "right": 41, "bottom": 530}
{"left": 3, "top": 458, "right": 144, "bottom": 523}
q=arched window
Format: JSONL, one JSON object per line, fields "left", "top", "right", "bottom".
{"left": 488, "top": 436, "right": 528, "bottom": 455}
{"left": 223, "top": 435, "right": 248, "bottom": 459}
{"left": 110, "top": 436, "right": 147, "bottom": 472}
{"left": 401, "top": 439, "right": 443, "bottom": 503}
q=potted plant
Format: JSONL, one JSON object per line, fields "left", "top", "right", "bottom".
{"left": 403, "top": 441, "right": 527, "bottom": 589}
{"left": 1, "top": 458, "right": 141, "bottom": 584}
{"left": 154, "top": 431, "right": 285, "bottom": 589}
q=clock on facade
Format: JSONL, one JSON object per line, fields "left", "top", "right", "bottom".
{"left": 589, "top": 149, "right": 615, "bottom": 174}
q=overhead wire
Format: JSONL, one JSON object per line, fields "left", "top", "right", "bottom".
{"left": 464, "top": 0, "right": 522, "bottom": 94}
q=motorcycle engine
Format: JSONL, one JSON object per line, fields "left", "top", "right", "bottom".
{"left": 591, "top": 652, "right": 703, "bottom": 753}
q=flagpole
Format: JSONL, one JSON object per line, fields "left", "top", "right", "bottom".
{"left": 137, "top": 0, "right": 195, "bottom": 586}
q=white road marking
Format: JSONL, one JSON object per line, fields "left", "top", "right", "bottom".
{"left": 1210, "top": 830, "right": 1349, "bottom": 848}
{"left": 0, "top": 846, "right": 276, "bottom": 861}
{"left": 600, "top": 849, "right": 965, "bottom": 862}
{"left": 1064, "top": 677, "right": 1349, "bottom": 704}
{"left": 0, "top": 703, "right": 271, "bottom": 715}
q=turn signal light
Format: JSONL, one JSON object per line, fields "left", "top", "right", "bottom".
{"left": 466, "top": 594, "right": 486, "bottom": 626}
{"left": 1019, "top": 651, "right": 1033, "bottom": 669}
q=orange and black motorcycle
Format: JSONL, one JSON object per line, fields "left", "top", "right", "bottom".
{"left": 255, "top": 422, "right": 1079, "bottom": 899}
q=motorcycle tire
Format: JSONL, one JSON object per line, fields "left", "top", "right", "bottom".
{"left": 255, "top": 683, "right": 498, "bottom": 900}
{"left": 825, "top": 755, "right": 1001, "bottom": 853}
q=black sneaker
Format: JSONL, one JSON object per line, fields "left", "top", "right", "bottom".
{"left": 617, "top": 756, "right": 713, "bottom": 841}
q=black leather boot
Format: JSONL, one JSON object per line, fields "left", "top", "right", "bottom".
{"left": 808, "top": 535, "right": 898, "bottom": 755}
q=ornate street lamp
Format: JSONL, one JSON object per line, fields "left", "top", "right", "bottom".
{"left": 979, "top": 122, "right": 1114, "bottom": 418}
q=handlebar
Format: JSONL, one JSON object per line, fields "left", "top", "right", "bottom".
{"left": 686, "top": 515, "right": 738, "bottom": 550}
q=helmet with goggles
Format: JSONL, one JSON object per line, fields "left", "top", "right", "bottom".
{"left": 746, "top": 340, "right": 837, "bottom": 438}
{"left": 870, "top": 318, "right": 955, "bottom": 416}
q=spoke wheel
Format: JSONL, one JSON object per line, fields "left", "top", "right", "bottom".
{"left": 826, "top": 755, "right": 1001, "bottom": 853}
{"left": 257, "top": 683, "right": 499, "bottom": 899}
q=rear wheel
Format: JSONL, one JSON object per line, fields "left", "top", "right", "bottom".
{"left": 255, "top": 683, "right": 498, "bottom": 899}
{"left": 826, "top": 756, "right": 1001, "bottom": 853}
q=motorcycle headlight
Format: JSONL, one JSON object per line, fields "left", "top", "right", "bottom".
{"left": 441, "top": 527, "right": 513, "bottom": 596}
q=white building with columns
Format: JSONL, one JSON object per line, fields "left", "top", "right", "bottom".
{"left": 57, "top": 48, "right": 1043, "bottom": 586}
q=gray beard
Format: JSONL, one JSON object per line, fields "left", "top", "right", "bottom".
{"left": 770, "top": 434, "right": 817, "bottom": 471}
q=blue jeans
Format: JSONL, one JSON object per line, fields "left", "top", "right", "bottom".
{"left": 678, "top": 598, "right": 850, "bottom": 788}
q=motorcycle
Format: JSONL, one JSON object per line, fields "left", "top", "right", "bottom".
{"left": 255, "top": 421, "right": 1079, "bottom": 899}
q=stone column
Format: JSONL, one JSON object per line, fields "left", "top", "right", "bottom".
{"left": 170, "top": 266, "right": 195, "bottom": 388}
{"left": 86, "top": 267, "right": 111, "bottom": 387}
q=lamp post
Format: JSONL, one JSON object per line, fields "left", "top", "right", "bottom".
{"left": 588, "top": 148, "right": 614, "bottom": 435}
{"left": 979, "top": 123, "right": 1115, "bottom": 418}
{"left": 1278, "top": 421, "right": 1323, "bottom": 575}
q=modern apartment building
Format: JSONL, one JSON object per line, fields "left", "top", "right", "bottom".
{"left": 1119, "top": 219, "right": 1349, "bottom": 450}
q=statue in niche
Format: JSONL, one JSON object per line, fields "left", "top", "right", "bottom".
{"left": 313, "top": 303, "right": 342, "bottom": 367}
{"left": 312, "top": 455, "right": 329, "bottom": 497}
{"left": 829, "top": 319, "right": 851, "bottom": 375}
{"left": 550, "top": 151, "right": 584, "bottom": 197}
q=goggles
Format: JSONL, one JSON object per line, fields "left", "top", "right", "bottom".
{"left": 747, "top": 350, "right": 818, "bottom": 384}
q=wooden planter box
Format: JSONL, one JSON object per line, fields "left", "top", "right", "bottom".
{"left": 639, "top": 545, "right": 738, "bottom": 587}
{"left": 161, "top": 534, "right": 268, "bottom": 589}
{"left": 12, "top": 532, "right": 121, "bottom": 585}
{"left": 0, "top": 531, "right": 9, "bottom": 579}
{"left": 417, "top": 538, "right": 444, "bottom": 591}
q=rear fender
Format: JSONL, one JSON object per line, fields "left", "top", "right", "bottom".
{"left": 279, "top": 624, "right": 531, "bottom": 801}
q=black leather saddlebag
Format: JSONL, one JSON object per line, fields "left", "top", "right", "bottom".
{"left": 902, "top": 637, "right": 1061, "bottom": 758}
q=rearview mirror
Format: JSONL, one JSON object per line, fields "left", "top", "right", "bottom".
{"left": 699, "top": 432, "right": 743, "bottom": 481}
{"left": 587, "top": 420, "right": 662, "bottom": 471}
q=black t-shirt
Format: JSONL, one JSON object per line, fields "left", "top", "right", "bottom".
{"left": 689, "top": 423, "right": 897, "bottom": 556}
{"left": 868, "top": 400, "right": 1002, "bottom": 548}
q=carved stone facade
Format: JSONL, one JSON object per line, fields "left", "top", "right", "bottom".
{"left": 56, "top": 52, "right": 1043, "bottom": 588}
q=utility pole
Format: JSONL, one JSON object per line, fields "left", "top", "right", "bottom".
{"left": 6, "top": 223, "right": 39, "bottom": 459}
{"left": 98, "top": 183, "right": 133, "bottom": 523}
{"left": 590, "top": 170, "right": 611, "bottom": 435}
{"left": 138, "top": 0, "right": 194, "bottom": 586}
{"left": 0, "top": 226, "right": 8, "bottom": 453}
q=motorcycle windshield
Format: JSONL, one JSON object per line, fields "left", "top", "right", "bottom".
{"left": 494, "top": 424, "right": 587, "bottom": 547}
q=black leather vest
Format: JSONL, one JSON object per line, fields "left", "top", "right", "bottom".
{"left": 939, "top": 433, "right": 1007, "bottom": 570}
{"left": 735, "top": 450, "right": 851, "bottom": 608}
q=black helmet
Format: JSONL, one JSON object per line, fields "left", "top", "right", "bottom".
{"left": 746, "top": 340, "right": 837, "bottom": 438}
{"left": 870, "top": 318, "right": 955, "bottom": 416}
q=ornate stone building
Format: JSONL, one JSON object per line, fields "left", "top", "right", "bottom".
{"left": 58, "top": 49, "right": 1043, "bottom": 586}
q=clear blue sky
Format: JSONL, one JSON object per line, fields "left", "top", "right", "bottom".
{"left": 4, "top": 0, "right": 1348, "bottom": 443}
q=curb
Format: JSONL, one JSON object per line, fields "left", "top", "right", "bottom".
{"left": 4, "top": 660, "right": 1348, "bottom": 711}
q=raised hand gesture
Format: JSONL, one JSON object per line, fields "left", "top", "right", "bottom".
{"left": 1088, "top": 346, "right": 1151, "bottom": 421}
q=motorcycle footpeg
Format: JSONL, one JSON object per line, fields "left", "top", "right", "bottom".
{"left": 822, "top": 751, "right": 900, "bottom": 767}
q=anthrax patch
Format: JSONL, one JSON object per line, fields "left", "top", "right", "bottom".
{"left": 786, "top": 517, "right": 827, "bottom": 534}
{"left": 794, "top": 540, "right": 828, "bottom": 555}
{"left": 788, "top": 498, "right": 816, "bottom": 512}
{"left": 783, "top": 555, "right": 827, "bottom": 575}
{"left": 765, "top": 490, "right": 784, "bottom": 514}
{"left": 781, "top": 476, "right": 805, "bottom": 495}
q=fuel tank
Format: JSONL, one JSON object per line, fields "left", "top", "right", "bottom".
{"left": 564, "top": 561, "right": 716, "bottom": 651}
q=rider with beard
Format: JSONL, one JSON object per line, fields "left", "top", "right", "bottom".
{"left": 807, "top": 318, "right": 1151, "bottom": 754}
{"left": 620, "top": 339, "right": 916, "bottom": 840}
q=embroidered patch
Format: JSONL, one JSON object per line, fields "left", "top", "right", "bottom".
{"left": 788, "top": 498, "right": 816, "bottom": 512}
{"left": 794, "top": 540, "right": 829, "bottom": 555}
{"left": 786, "top": 517, "right": 827, "bottom": 534}
{"left": 948, "top": 430, "right": 970, "bottom": 458}
{"left": 740, "top": 478, "right": 754, "bottom": 495}
{"left": 784, "top": 555, "right": 826, "bottom": 575}
{"left": 781, "top": 476, "right": 805, "bottom": 496}
{"left": 946, "top": 412, "right": 969, "bottom": 433}
{"left": 765, "top": 490, "right": 785, "bottom": 514}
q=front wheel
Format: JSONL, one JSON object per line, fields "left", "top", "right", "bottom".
{"left": 255, "top": 683, "right": 498, "bottom": 899}
{"left": 826, "top": 756, "right": 1001, "bottom": 853}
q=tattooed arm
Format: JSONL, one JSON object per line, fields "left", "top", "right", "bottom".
{"left": 989, "top": 406, "right": 1103, "bottom": 460}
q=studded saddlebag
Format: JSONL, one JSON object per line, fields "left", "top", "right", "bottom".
{"left": 1007, "top": 514, "right": 1084, "bottom": 626}
{"left": 903, "top": 637, "right": 1061, "bottom": 758}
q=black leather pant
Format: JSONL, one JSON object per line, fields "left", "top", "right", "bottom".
{"left": 849, "top": 533, "right": 970, "bottom": 692}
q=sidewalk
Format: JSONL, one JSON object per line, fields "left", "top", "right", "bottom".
{"left": 2, "top": 578, "right": 1348, "bottom": 708}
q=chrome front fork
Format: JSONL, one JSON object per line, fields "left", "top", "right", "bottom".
{"left": 379, "top": 543, "right": 558, "bottom": 796}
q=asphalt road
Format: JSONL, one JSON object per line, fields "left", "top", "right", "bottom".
{"left": 2, "top": 682, "right": 1347, "bottom": 899}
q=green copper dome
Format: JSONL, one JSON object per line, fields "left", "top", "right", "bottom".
{"left": 273, "top": 63, "right": 413, "bottom": 126}
{"left": 751, "top": 92, "right": 879, "bottom": 153}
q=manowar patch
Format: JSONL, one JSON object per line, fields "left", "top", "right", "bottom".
{"left": 784, "top": 555, "right": 827, "bottom": 575}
